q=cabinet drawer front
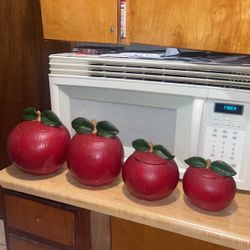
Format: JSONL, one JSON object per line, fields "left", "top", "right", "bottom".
{"left": 5, "top": 194, "right": 76, "bottom": 247}
{"left": 8, "top": 235, "right": 56, "bottom": 250}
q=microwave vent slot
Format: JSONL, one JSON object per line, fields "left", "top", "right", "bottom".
{"left": 49, "top": 55, "right": 250, "bottom": 89}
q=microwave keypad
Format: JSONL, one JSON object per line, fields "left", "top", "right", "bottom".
{"left": 202, "top": 115, "right": 245, "bottom": 175}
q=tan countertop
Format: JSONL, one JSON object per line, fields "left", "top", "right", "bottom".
{"left": 0, "top": 165, "right": 249, "bottom": 250}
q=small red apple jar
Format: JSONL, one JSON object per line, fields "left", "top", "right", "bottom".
{"left": 7, "top": 107, "right": 70, "bottom": 175}
{"left": 66, "top": 117, "right": 124, "bottom": 187}
{"left": 122, "top": 139, "right": 179, "bottom": 201}
{"left": 183, "top": 157, "right": 237, "bottom": 211}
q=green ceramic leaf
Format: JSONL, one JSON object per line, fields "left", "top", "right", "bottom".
{"left": 210, "top": 160, "right": 237, "bottom": 177}
{"left": 184, "top": 157, "right": 207, "bottom": 168}
{"left": 153, "top": 144, "right": 175, "bottom": 160}
{"left": 22, "top": 107, "right": 38, "bottom": 121}
{"left": 96, "top": 121, "right": 119, "bottom": 138}
{"left": 132, "top": 139, "right": 149, "bottom": 152}
{"left": 72, "top": 117, "right": 93, "bottom": 134}
{"left": 41, "top": 110, "right": 62, "bottom": 127}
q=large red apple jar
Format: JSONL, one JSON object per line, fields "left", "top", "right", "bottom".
{"left": 183, "top": 157, "right": 237, "bottom": 211}
{"left": 122, "top": 139, "right": 179, "bottom": 201}
{"left": 7, "top": 107, "right": 70, "bottom": 175}
{"left": 66, "top": 117, "right": 124, "bottom": 187}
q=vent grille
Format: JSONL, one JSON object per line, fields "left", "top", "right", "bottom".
{"left": 49, "top": 54, "right": 250, "bottom": 89}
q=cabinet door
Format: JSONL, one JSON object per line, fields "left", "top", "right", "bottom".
{"left": 112, "top": 218, "right": 234, "bottom": 250}
{"left": 131, "top": 0, "right": 250, "bottom": 54}
{"left": 40, "top": 0, "right": 118, "bottom": 43}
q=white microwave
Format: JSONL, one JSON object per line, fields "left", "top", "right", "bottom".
{"left": 49, "top": 53, "right": 250, "bottom": 191}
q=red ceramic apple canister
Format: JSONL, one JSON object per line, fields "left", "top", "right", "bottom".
{"left": 7, "top": 107, "right": 70, "bottom": 175}
{"left": 183, "top": 157, "right": 237, "bottom": 211}
{"left": 67, "top": 117, "right": 124, "bottom": 187}
{"left": 122, "top": 139, "right": 179, "bottom": 201}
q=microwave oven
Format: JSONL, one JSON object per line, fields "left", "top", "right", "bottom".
{"left": 48, "top": 53, "right": 250, "bottom": 191}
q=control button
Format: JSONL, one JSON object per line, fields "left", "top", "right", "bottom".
{"left": 213, "top": 129, "right": 218, "bottom": 132}
{"left": 221, "top": 151, "right": 224, "bottom": 154}
{"left": 230, "top": 157, "right": 234, "bottom": 160}
{"left": 231, "top": 163, "right": 236, "bottom": 168}
{"left": 222, "top": 130, "right": 228, "bottom": 133}
{"left": 222, "top": 135, "right": 227, "bottom": 139}
{"left": 232, "top": 136, "right": 237, "bottom": 140}
{"left": 233, "top": 125, "right": 240, "bottom": 129}
{"left": 233, "top": 131, "right": 238, "bottom": 135}
{"left": 210, "top": 153, "right": 215, "bottom": 157}
{"left": 224, "top": 117, "right": 229, "bottom": 121}
{"left": 235, "top": 119, "right": 239, "bottom": 122}
{"left": 212, "top": 134, "right": 217, "bottom": 137}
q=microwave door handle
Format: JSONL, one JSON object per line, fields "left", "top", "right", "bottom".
{"left": 189, "top": 99, "right": 205, "bottom": 155}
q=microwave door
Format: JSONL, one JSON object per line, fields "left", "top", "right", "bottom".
{"left": 56, "top": 85, "right": 204, "bottom": 178}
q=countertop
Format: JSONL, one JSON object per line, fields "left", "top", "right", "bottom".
{"left": 0, "top": 165, "right": 249, "bottom": 250}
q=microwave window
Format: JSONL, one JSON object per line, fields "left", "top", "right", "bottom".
{"left": 214, "top": 103, "right": 244, "bottom": 115}
{"left": 70, "top": 98, "right": 177, "bottom": 152}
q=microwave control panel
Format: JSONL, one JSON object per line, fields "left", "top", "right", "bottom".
{"left": 202, "top": 101, "right": 246, "bottom": 175}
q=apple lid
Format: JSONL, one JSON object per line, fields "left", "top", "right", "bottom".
{"left": 133, "top": 151, "right": 168, "bottom": 165}
{"left": 17, "top": 120, "right": 52, "bottom": 132}
{"left": 75, "top": 133, "right": 111, "bottom": 142}
{"left": 189, "top": 167, "right": 223, "bottom": 179}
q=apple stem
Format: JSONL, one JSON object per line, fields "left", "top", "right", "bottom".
{"left": 206, "top": 159, "right": 211, "bottom": 169}
{"left": 148, "top": 142, "right": 153, "bottom": 153}
{"left": 36, "top": 110, "right": 41, "bottom": 122}
{"left": 91, "top": 119, "right": 97, "bottom": 134}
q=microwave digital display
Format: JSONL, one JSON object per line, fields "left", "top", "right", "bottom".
{"left": 214, "top": 103, "right": 244, "bottom": 115}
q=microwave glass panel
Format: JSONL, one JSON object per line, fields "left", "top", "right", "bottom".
{"left": 70, "top": 98, "right": 177, "bottom": 152}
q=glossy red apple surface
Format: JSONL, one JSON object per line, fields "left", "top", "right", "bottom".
{"left": 66, "top": 118, "right": 124, "bottom": 186}
{"left": 122, "top": 139, "right": 179, "bottom": 201}
{"left": 183, "top": 157, "right": 236, "bottom": 211}
{"left": 7, "top": 109, "right": 70, "bottom": 175}
{"left": 67, "top": 133, "right": 124, "bottom": 186}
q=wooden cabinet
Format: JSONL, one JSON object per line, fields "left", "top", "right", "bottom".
{"left": 40, "top": 0, "right": 250, "bottom": 54}
{"left": 130, "top": 0, "right": 250, "bottom": 54}
{"left": 2, "top": 189, "right": 110, "bottom": 250}
{"left": 40, "top": 0, "right": 118, "bottom": 44}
